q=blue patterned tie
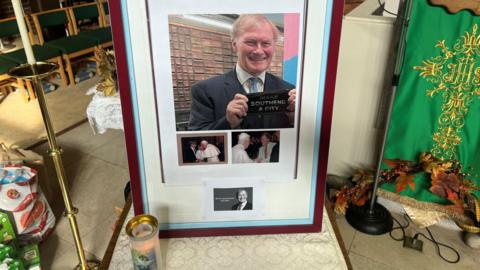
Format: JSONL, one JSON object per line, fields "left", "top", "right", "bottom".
{"left": 248, "top": 77, "right": 259, "bottom": 93}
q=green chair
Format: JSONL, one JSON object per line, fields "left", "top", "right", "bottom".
{"left": 31, "top": 8, "right": 98, "bottom": 86}
{"left": 69, "top": 2, "right": 113, "bottom": 49}
{"left": 0, "top": 56, "right": 18, "bottom": 82}
{"left": 0, "top": 17, "right": 67, "bottom": 90}
{"left": 0, "top": 55, "right": 33, "bottom": 101}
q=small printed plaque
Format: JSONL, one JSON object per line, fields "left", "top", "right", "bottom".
{"left": 246, "top": 90, "right": 290, "bottom": 114}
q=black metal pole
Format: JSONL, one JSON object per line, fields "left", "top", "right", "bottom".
{"left": 368, "top": 0, "right": 412, "bottom": 212}
{"left": 346, "top": 0, "right": 413, "bottom": 235}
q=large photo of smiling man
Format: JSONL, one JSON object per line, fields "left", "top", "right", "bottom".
{"left": 183, "top": 14, "right": 297, "bottom": 130}
{"left": 169, "top": 13, "right": 299, "bottom": 131}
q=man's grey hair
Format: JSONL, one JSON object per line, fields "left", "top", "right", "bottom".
{"left": 231, "top": 14, "right": 281, "bottom": 42}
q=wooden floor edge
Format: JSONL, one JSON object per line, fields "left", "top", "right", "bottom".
{"left": 98, "top": 193, "right": 132, "bottom": 270}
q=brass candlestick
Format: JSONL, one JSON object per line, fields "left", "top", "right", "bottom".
{"left": 8, "top": 62, "right": 100, "bottom": 270}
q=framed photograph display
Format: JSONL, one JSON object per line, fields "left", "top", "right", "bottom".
{"left": 109, "top": 0, "right": 343, "bottom": 237}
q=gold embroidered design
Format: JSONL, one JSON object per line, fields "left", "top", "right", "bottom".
{"left": 414, "top": 24, "right": 480, "bottom": 160}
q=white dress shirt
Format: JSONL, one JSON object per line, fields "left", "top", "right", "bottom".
{"left": 237, "top": 201, "right": 247, "bottom": 210}
{"left": 235, "top": 64, "right": 266, "bottom": 93}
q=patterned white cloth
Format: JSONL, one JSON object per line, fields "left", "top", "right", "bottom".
{"left": 86, "top": 86, "right": 124, "bottom": 134}
{"left": 109, "top": 208, "right": 348, "bottom": 270}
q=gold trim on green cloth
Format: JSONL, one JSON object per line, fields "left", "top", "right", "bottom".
{"left": 377, "top": 189, "right": 470, "bottom": 224}
{"left": 414, "top": 24, "right": 480, "bottom": 160}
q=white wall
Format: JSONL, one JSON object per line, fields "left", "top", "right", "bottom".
{"left": 327, "top": 0, "right": 396, "bottom": 176}
{"left": 384, "top": 0, "right": 401, "bottom": 17}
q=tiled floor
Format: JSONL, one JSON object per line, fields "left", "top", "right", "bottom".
{"left": 35, "top": 122, "right": 129, "bottom": 269}
{"left": 335, "top": 213, "right": 479, "bottom": 270}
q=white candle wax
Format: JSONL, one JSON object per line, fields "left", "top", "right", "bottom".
{"left": 11, "top": 0, "right": 36, "bottom": 65}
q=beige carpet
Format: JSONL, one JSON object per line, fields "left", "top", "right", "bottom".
{"left": 0, "top": 76, "right": 101, "bottom": 148}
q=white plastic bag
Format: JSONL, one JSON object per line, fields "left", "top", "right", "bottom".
{"left": 0, "top": 165, "right": 55, "bottom": 243}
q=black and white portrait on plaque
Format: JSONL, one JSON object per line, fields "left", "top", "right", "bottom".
{"left": 204, "top": 178, "right": 264, "bottom": 219}
{"left": 213, "top": 187, "right": 253, "bottom": 211}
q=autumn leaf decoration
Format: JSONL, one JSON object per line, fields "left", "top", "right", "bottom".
{"left": 333, "top": 152, "right": 480, "bottom": 222}
{"left": 430, "top": 172, "right": 460, "bottom": 201}
{"left": 334, "top": 170, "right": 373, "bottom": 215}
{"left": 383, "top": 159, "right": 416, "bottom": 193}
{"left": 420, "top": 153, "right": 480, "bottom": 215}
{"left": 395, "top": 173, "right": 416, "bottom": 193}
{"left": 95, "top": 47, "right": 117, "bottom": 97}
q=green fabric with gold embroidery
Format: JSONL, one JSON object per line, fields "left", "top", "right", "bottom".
{"left": 382, "top": 0, "right": 480, "bottom": 202}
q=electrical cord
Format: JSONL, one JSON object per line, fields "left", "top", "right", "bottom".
{"left": 377, "top": 0, "right": 399, "bottom": 16}
{"left": 389, "top": 213, "right": 410, "bottom": 241}
{"left": 390, "top": 214, "right": 461, "bottom": 264}
{"left": 415, "top": 227, "right": 461, "bottom": 264}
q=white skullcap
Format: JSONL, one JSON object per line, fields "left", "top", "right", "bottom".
{"left": 238, "top": 133, "right": 250, "bottom": 144}
{"left": 200, "top": 140, "right": 208, "bottom": 145}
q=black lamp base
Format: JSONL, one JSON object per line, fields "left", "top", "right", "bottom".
{"left": 346, "top": 201, "right": 393, "bottom": 235}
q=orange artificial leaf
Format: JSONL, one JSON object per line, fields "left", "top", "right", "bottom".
{"left": 383, "top": 159, "right": 405, "bottom": 169}
{"left": 384, "top": 159, "right": 411, "bottom": 169}
{"left": 446, "top": 189, "right": 459, "bottom": 201}
{"left": 384, "top": 159, "right": 400, "bottom": 169}
{"left": 352, "top": 193, "right": 369, "bottom": 206}
{"left": 395, "top": 173, "right": 416, "bottom": 193}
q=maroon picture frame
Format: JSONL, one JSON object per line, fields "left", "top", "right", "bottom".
{"left": 108, "top": 0, "right": 344, "bottom": 238}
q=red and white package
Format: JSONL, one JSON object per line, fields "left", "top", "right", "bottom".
{"left": 0, "top": 165, "right": 55, "bottom": 243}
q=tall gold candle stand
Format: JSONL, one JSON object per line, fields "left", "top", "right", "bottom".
{"left": 8, "top": 62, "right": 100, "bottom": 270}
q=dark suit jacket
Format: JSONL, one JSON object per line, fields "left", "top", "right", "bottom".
{"left": 270, "top": 142, "right": 279, "bottom": 162}
{"left": 183, "top": 147, "right": 197, "bottom": 163}
{"left": 231, "top": 202, "right": 253, "bottom": 210}
{"left": 188, "top": 70, "right": 295, "bottom": 130}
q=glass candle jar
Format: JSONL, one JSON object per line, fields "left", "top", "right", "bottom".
{"left": 126, "top": 214, "right": 162, "bottom": 270}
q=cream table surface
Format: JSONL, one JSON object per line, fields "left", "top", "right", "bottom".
{"left": 108, "top": 208, "right": 348, "bottom": 270}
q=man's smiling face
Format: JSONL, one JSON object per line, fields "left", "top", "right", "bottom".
{"left": 232, "top": 22, "right": 275, "bottom": 76}
{"left": 237, "top": 190, "right": 248, "bottom": 203}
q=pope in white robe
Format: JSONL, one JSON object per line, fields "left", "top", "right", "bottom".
{"left": 232, "top": 133, "right": 254, "bottom": 163}
{"left": 196, "top": 140, "right": 221, "bottom": 162}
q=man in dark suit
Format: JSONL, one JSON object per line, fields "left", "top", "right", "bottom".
{"left": 183, "top": 140, "right": 198, "bottom": 163}
{"left": 231, "top": 189, "right": 252, "bottom": 211}
{"left": 188, "top": 14, "right": 296, "bottom": 130}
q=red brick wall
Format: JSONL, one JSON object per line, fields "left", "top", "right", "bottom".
{"left": 169, "top": 22, "right": 284, "bottom": 113}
